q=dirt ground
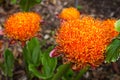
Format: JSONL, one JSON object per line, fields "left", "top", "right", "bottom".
{"left": 0, "top": 0, "right": 120, "bottom": 80}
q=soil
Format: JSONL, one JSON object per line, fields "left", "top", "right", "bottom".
{"left": 0, "top": 0, "right": 120, "bottom": 80}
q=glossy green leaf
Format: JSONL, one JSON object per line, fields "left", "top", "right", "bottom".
{"left": 23, "top": 38, "right": 41, "bottom": 65}
{"left": 4, "top": 49, "right": 14, "bottom": 77}
{"left": 41, "top": 46, "right": 57, "bottom": 79}
{"left": 23, "top": 45, "right": 32, "bottom": 65}
{"left": 19, "top": 0, "right": 42, "bottom": 11}
{"left": 32, "top": 45, "right": 41, "bottom": 66}
{"left": 29, "top": 64, "right": 52, "bottom": 79}
{"left": 62, "top": 68, "right": 74, "bottom": 80}
{"left": 28, "top": 38, "right": 41, "bottom": 66}
{"left": 105, "top": 34, "right": 120, "bottom": 63}
{"left": 77, "top": 5, "right": 83, "bottom": 10}
{"left": 74, "top": 66, "right": 90, "bottom": 80}
{"left": 52, "top": 63, "right": 71, "bottom": 80}
{"left": 35, "top": 0, "right": 42, "bottom": 3}
{"left": 115, "top": 19, "right": 120, "bottom": 32}
{"left": 23, "top": 46, "right": 30, "bottom": 65}
{"left": 27, "top": 37, "right": 40, "bottom": 53}
{"left": 11, "top": 0, "right": 17, "bottom": 4}
{"left": 23, "top": 38, "right": 56, "bottom": 79}
{"left": 22, "top": 37, "right": 41, "bottom": 78}
{"left": 0, "top": 63, "right": 4, "bottom": 71}
{"left": 23, "top": 46, "right": 30, "bottom": 77}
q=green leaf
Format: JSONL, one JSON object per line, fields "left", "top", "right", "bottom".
{"left": 23, "top": 38, "right": 57, "bottom": 79}
{"left": 74, "top": 66, "right": 89, "bottom": 80}
{"left": 52, "top": 63, "right": 71, "bottom": 80}
{"left": 27, "top": 38, "right": 41, "bottom": 64}
{"left": 32, "top": 45, "right": 41, "bottom": 66}
{"left": 4, "top": 49, "right": 14, "bottom": 77}
{"left": 23, "top": 46, "right": 31, "bottom": 64}
{"left": 41, "top": 46, "right": 57, "bottom": 79}
{"left": 35, "top": 0, "right": 42, "bottom": 3}
{"left": 115, "top": 19, "right": 120, "bottom": 32}
{"left": 62, "top": 68, "right": 74, "bottom": 80}
{"left": 105, "top": 34, "right": 120, "bottom": 63}
{"left": 10, "top": 0, "right": 17, "bottom": 4}
{"left": 29, "top": 64, "right": 52, "bottom": 79}
{"left": 23, "top": 38, "right": 41, "bottom": 65}
{"left": 19, "top": 0, "right": 42, "bottom": 11}
{"left": 77, "top": 5, "right": 83, "bottom": 10}
{"left": 0, "top": 63, "right": 4, "bottom": 70}
{"left": 27, "top": 37, "right": 40, "bottom": 53}
{"left": 23, "top": 46, "right": 30, "bottom": 77}
{"left": 22, "top": 38, "right": 41, "bottom": 77}
{"left": 28, "top": 64, "right": 44, "bottom": 79}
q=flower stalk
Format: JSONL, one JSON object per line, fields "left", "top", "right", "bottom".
{"left": 74, "top": 66, "right": 90, "bottom": 80}
{"left": 52, "top": 63, "right": 71, "bottom": 80}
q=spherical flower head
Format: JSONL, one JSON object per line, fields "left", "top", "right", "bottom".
{"left": 4, "top": 12, "right": 42, "bottom": 41}
{"left": 55, "top": 16, "right": 117, "bottom": 70}
{"left": 100, "top": 19, "right": 118, "bottom": 43}
{"left": 102, "top": 19, "right": 119, "bottom": 38}
{"left": 58, "top": 7, "right": 80, "bottom": 21}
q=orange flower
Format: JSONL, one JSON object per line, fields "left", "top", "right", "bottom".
{"left": 55, "top": 16, "right": 118, "bottom": 70}
{"left": 100, "top": 19, "right": 118, "bottom": 42}
{"left": 59, "top": 7, "right": 80, "bottom": 21}
{"left": 4, "top": 12, "right": 41, "bottom": 41}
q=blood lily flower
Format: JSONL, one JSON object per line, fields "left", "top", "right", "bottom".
{"left": 58, "top": 7, "right": 80, "bottom": 21}
{"left": 50, "top": 16, "right": 118, "bottom": 70}
{"left": 4, "top": 12, "right": 42, "bottom": 41}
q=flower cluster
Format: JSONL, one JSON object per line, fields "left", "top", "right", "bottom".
{"left": 101, "top": 19, "right": 118, "bottom": 42}
{"left": 4, "top": 12, "right": 41, "bottom": 41}
{"left": 52, "top": 7, "right": 118, "bottom": 70}
{"left": 58, "top": 7, "right": 80, "bottom": 21}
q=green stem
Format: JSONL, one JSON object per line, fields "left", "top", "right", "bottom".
{"left": 52, "top": 63, "right": 71, "bottom": 80}
{"left": 24, "top": 0, "right": 29, "bottom": 11}
{"left": 22, "top": 48, "right": 32, "bottom": 80}
{"left": 74, "top": 66, "right": 90, "bottom": 80}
